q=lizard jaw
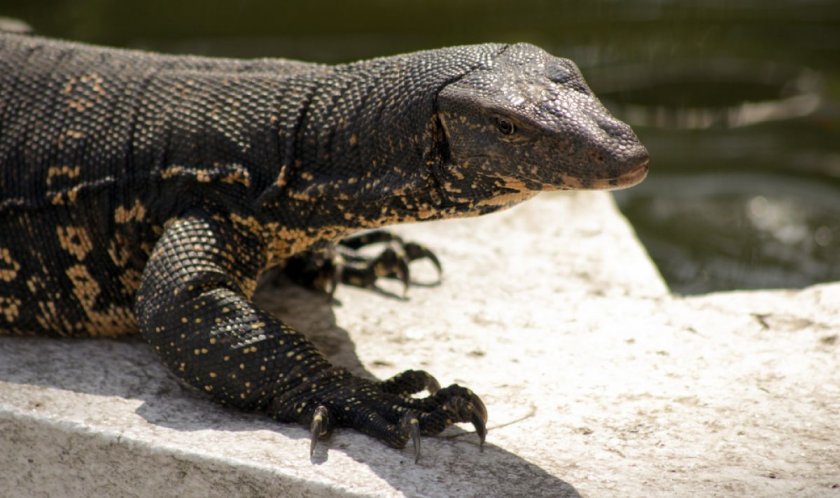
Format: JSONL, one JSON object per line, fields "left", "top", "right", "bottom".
{"left": 599, "top": 159, "right": 649, "bottom": 190}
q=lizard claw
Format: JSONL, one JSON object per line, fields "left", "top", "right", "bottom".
{"left": 272, "top": 368, "right": 487, "bottom": 463}
{"left": 467, "top": 390, "right": 488, "bottom": 448}
{"left": 327, "top": 263, "right": 341, "bottom": 300}
{"left": 333, "top": 230, "right": 442, "bottom": 294}
{"left": 470, "top": 390, "right": 488, "bottom": 423}
{"left": 403, "top": 242, "right": 443, "bottom": 283}
{"left": 400, "top": 410, "right": 422, "bottom": 463}
{"left": 309, "top": 405, "right": 332, "bottom": 458}
{"left": 393, "top": 256, "right": 410, "bottom": 297}
{"left": 440, "top": 388, "right": 488, "bottom": 448}
{"left": 282, "top": 230, "right": 444, "bottom": 297}
{"left": 472, "top": 404, "right": 488, "bottom": 449}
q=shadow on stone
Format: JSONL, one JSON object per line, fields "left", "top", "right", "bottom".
{"left": 0, "top": 277, "right": 581, "bottom": 498}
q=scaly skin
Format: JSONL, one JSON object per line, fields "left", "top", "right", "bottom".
{"left": 0, "top": 33, "right": 648, "bottom": 460}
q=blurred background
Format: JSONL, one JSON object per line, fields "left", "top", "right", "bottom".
{"left": 2, "top": 0, "right": 838, "bottom": 295}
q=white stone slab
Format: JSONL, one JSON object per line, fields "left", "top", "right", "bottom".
{"left": 1, "top": 192, "right": 837, "bottom": 497}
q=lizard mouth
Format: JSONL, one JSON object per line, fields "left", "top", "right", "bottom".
{"left": 537, "top": 158, "right": 649, "bottom": 191}
{"left": 578, "top": 152, "right": 649, "bottom": 190}
{"left": 603, "top": 159, "right": 649, "bottom": 190}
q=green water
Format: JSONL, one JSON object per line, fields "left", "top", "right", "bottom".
{"left": 4, "top": 0, "right": 839, "bottom": 294}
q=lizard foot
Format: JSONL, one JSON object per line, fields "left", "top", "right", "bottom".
{"left": 270, "top": 367, "right": 487, "bottom": 462}
{"left": 284, "top": 230, "right": 442, "bottom": 297}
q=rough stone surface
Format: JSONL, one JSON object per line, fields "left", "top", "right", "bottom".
{"left": 1, "top": 191, "right": 838, "bottom": 497}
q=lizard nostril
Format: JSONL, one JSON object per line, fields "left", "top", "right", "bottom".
{"left": 587, "top": 149, "right": 605, "bottom": 164}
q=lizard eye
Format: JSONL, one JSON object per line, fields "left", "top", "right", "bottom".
{"left": 496, "top": 118, "right": 515, "bottom": 136}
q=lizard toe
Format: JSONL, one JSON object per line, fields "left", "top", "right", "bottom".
{"left": 309, "top": 404, "right": 333, "bottom": 458}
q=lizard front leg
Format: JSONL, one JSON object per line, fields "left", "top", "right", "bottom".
{"left": 135, "top": 212, "right": 486, "bottom": 460}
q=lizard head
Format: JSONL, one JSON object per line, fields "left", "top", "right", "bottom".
{"left": 257, "top": 43, "right": 647, "bottom": 246}
{"left": 433, "top": 43, "right": 648, "bottom": 211}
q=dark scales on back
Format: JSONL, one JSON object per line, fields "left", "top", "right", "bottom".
{"left": 0, "top": 33, "right": 648, "bottom": 461}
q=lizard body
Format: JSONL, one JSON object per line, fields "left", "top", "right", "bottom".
{"left": 0, "top": 32, "right": 648, "bottom": 457}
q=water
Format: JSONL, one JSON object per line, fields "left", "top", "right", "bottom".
{"left": 3, "top": 0, "right": 839, "bottom": 294}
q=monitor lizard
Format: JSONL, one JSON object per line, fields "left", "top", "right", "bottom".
{"left": 0, "top": 31, "right": 648, "bottom": 461}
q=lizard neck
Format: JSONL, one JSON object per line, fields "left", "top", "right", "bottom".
{"left": 256, "top": 44, "right": 507, "bottom": 258}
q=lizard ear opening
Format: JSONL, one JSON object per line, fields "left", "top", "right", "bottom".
{"left": 430, "top": 113, "right": 452, "bottom": 166}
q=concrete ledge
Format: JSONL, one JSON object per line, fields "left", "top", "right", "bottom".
{"left": 1, "top": 192, "right": 838, "bottom": 497}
